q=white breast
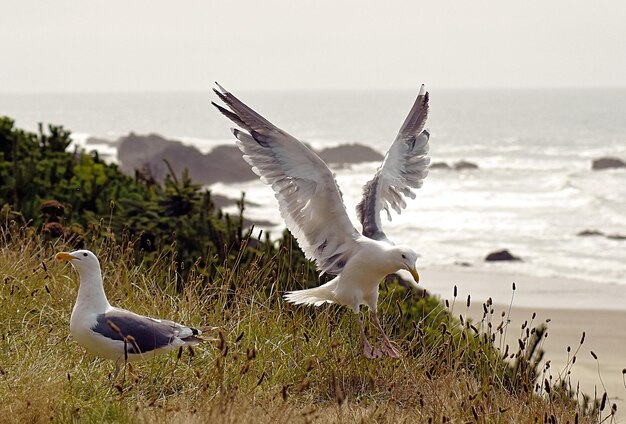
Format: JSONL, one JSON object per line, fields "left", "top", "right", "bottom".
{"left": 332, "top": 239, "right": 393, "bottom": 311}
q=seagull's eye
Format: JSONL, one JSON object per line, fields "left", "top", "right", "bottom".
{"left": 83, "top": 253, "right": 88, "bottom": 257}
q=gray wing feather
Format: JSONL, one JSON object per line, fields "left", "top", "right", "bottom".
{"left": 356, "top": 86, "right": 430, "bottom": 242}
{"left": 212, "top": 83, "right": 360, "bottom": 275}
{"left": 93, "top": 309, "right": 199, "bottom": 354}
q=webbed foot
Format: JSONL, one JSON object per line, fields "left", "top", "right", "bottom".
{"left": 363, "top": 343, "right": 383, "bottom": 359}
{"left": 381, "top": 341, "right": 401, "bottom": 358}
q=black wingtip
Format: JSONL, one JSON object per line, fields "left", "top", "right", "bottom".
{"left": 212, "top": 100, "right": 228, "bottom": 114}
{"left": 214, "top": 81, "right": 226, "bottom": 94}
{"left": 211, "top": 101, "right": 233, "bottom": 118}
{"left": 213, "top": 88, "right": 229, "bottom": 107}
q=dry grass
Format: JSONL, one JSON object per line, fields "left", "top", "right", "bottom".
{"left": 0, "top": 226, "right": 608, "bottom": 423}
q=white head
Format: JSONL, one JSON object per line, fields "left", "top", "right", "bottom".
{"left": 55, "top": 249, "right": 102, "bottom": 277}
{"left": 56, "top": 249, "right": 111, "bottom": 312}
{"left": 389, "top": 245, "right": 420, "bottom": 284}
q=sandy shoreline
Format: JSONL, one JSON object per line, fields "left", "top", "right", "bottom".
{"left": 499, "top": 306, "right": 626, "bottom": 411}
{"left": 421, "top": 267, "right": 626, "bottom": 421}
{"left": 421, "top": 266, "right": 626, "bottom": 311}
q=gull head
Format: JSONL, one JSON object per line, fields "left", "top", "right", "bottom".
{"left": 389, "top": 246, "right": 420, "bottom": 284}
{"left": 55, "top": 249, "right": 102, "bottom": 277}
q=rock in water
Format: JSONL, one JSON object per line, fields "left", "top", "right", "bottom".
{"left": 577, "top": 229, "right": 605, "bottom": 237}
{"left": 429, "top": 162, "right": 452, "bottom": 169}
{"left": 317, "top": 144, "right": 384, "bottom": 165}
{"left": 117, "top": 133, "right": 179, "bottom": 177}
{"left": 117, "top": 133, "right": 256, "bottom": 184}
{"left": 454, "top": 160, "right": 479, "bottom": 170}
{"left": 117, "top": 132, "right": 388, "bottom": 184}
{"left": 429, "top": 161, "right": 479, "bottom": 170}
{"left": 592, "top": 157, "right": 626, "bottom": 170}
{"left": 485, "top": 249, "right": 521, "bottom": 262}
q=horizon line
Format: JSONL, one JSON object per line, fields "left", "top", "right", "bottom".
{"left": 2, "top": 85, "right": 626, "bottom": 95}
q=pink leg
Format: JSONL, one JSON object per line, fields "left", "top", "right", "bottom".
{"left": 358, "top": 315, "right": 382, "bottom": 359}
{"left": 370, "top": 311, "right": 401, "bottom": 358}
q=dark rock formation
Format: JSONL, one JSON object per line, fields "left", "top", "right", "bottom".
{"left": 453, "top": 160, "right": 479, "bottom": 170}
{"left": 592, "top": 157, "right": 626, "bottom": 170}
{"left": 429, "top": 161, "right": 479, "bottom": 170}
{"left": 317, "top": 144, "right": 383, "bottom": 165}
{"left": 118, "top": 133, "right": 181, "bottom": 176}
{"left": 430, "top": 162, "right": 452, "bottom": 169}
{"left": 118, "top": 133, "right": 256, "bottom": 184}
{"left": 162, "top": 144, "right": 256, "bottom": 184}
{"left": 485, "top": 249, "right": 521, "bottom": 262}
{"left": 577, "top": 230, "right": 626, "bottom": 240}
{"left": 117, "top": 133, "right": 386, "bottom": 185}
{"left": 577, "top": 229, "right": 605, "bottom": 237}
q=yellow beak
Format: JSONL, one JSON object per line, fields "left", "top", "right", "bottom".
{"left": 55, "top": 252, "right": 74, "bottom": 261}
{"left": 409, "top": 267, "right": 420, "bottom": 284}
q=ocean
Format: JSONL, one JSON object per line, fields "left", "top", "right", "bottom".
{"left": 1, "top": 89, "right": 625, "bottom": 286}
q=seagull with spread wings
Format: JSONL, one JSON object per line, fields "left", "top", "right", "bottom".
{"left": 213, "top": 83, "right": 430, "bottom": 358}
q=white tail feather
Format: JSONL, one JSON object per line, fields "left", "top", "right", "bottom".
{"left": 284, "top": 281, "right": 336, "bottom": 307}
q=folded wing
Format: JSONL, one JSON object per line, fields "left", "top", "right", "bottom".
{"left": 356, "top": 86, "right": 430, "bottom": 242}
{"left": 93, "top": 309, "right": 200, "bottom": 354}
{"left": 212, "top": 83, "right": 360, "bottom": 275}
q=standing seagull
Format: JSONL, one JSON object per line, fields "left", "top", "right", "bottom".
{"left": 212, "top": 83, "right": 430, "bottom": 358}
{"left": 56, "top": 250, "right": 207, "bottom": 376}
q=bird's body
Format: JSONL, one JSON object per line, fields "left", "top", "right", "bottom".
{"left": 57, "top": 250, "right": 206, "bottom": 375}
{"left": 70, "top": 306, "right": 200, "bottom": 363}
{"left": 285, "top": 237, "right": 410, "bottom": 312}
{"left": 213, "top": 83, "right": 430, "bottom": 358}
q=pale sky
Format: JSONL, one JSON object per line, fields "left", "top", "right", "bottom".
{"left": 1, "top": 0, "right": 625, "bottom": 92}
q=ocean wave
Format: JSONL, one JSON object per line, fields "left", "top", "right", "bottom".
{"left": 209, "top": 160, "right": 626, "bottom": 287}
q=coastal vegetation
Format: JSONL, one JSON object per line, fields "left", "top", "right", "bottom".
{"left": 0, "top": 117, "right": 610, "bottom": 422}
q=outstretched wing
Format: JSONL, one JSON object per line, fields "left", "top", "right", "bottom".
{"left": 212, "top": 83, "right": 360, "bottom": 275}
{"left": 356, "top": 85, "right": 430, "bottom": 242}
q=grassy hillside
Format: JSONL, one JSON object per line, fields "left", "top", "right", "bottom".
{"left": 0, "top": 118, "right": 609, "bottom": 422}
{"left": 0, "top": 227, "right": 605, "bottom": 423}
